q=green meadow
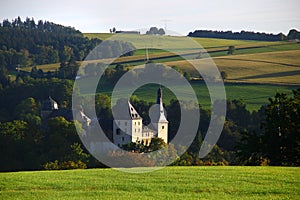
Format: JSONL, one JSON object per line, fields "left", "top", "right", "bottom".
{"left": 128, "top": 83, "right": 296, "bottom": 111}
{"left": 75, "top": 80, "right": 296, "bottom": 111}
{"left": 0, "top": 166, "right": 299, "bottom": 200}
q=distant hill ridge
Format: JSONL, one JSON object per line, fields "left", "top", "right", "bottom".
{"left": 188, "top": 29, "right": 300, "bottom": 41}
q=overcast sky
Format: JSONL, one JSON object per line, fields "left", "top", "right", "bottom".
{"left": 1, "top": 0, "right": 299, "bottom": 35}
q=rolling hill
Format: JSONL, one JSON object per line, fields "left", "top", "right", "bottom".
{"left": 19, "top": 34, "right": 300, "bottom": 110}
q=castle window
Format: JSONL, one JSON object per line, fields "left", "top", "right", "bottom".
{"left": 138, "top": 121, "right": 140, "bottom": 125}
{"left": 116, "top": 128, "right": 121, "bottom": 135}
{"left": 135, "top": 128, "right": 136, "bottom": 132}
{"left": 122, "top": 137, "right": 124, "bottom": 141}
{"left": 162, "top": 126, "right": 165, "bottom": 129}
{"left": 135, "top": 122, "right": 136, "bottom": 125}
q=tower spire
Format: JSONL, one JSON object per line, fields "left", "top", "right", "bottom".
{"left": 156, "top": 86, "right": 162, "bottom": 104}
{"left": 157, "top": 87, "right": 168, "bottom": 122}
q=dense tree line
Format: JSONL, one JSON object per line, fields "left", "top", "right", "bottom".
{"left": 0, "top": 17, "right": 101, "bottom": 70}
{"left": 188, "top": 30, "right": 287, "bottom": 41}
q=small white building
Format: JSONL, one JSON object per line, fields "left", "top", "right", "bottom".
{"left": 113, "top": 87, "right": 168, "bottom": 147}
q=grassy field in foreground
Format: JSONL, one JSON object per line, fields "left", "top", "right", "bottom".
{"left": 0, "top": 166, "right": 299, "bottom": 199}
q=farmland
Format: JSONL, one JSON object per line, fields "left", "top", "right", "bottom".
{"left": 0, "top": 166, "right": 299, "bottom": 200}
{"left": 166, "top": 49, "right": 300, "bottom": 85}
{"left": 20, "top": 34, "right": 300, "bottom": 110}
{"left": 84, "top": 33, "right": 283, "bottom": 49}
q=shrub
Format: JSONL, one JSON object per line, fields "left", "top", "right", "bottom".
{"left": 43, "top": 160, "right": 87, "bottom": 170}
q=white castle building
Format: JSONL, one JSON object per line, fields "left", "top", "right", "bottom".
{"left": 113, "top": 87, "right": 168, "bottom": 147}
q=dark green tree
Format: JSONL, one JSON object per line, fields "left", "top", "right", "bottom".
{"left": 148, "top": 137, "right": 167, "bottom": 151}
{"left": 158, "top": 28, "right": 165, "bottom": 35}
{"left": 221, "top": 71, "right": 228, "bottom": 80}
{"left": 263, "top": 90, "right": 300, "bottom": 166}
{"left": 227, "top": 46, "right": 235, "bottom": 55}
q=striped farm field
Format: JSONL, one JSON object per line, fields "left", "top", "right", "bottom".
{"left": 166, "top": 50, "right": 300, "bottom": 85}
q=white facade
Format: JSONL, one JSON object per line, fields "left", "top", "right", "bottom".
{"left": 113, "top": 119, "right": 143, "bottom": 147}
{"left": 113, "top": 88, "right": 168, "bottom": 147}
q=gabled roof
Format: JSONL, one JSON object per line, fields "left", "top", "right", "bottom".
{"left": 112, "top": 100, "right": 142, "bottom": 120}
{"left": 128, "top": 101, "right": 142, "bottom": 120}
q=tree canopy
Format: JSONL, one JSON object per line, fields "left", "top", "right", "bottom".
{"left": 188, "top": 30, "right": 287, "bottom": 41}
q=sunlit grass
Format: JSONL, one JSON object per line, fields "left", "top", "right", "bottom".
{"left": 166, "top": 50, "right": 300, "bottom": 85}
{"left": 0, "top": 166, "right": 299, "bottom": 200}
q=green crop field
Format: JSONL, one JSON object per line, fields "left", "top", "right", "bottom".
{"left": 0, "top": 166, "right": 299, "bottom": 200}
{"left": 129, "top": 83, "right": 297, "bottom": 111}
{"left": 75, "top": 79, "right": 296, "bottom": 111}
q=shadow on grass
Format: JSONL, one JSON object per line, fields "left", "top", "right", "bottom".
{"left": 235, "top": 70, "right": 300, "bottom": 80}
{"left": 218, "top": 57, "right": 300, "bottom": 68}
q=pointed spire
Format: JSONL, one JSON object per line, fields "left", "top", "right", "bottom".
{"left": 157, "top": 87, "right": 168, "bottom": 123}
{"left": 156, "top": 86, "right": 162, "bottom": 104}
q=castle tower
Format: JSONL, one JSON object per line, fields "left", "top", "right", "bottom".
{"left": 154, "top": 87, "right": 168, "bottom": 143}
{"left": 113, "top": 101, "right": 143, "bottom": 147}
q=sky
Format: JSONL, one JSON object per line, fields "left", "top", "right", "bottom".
{"left": 1, "top": 0, "right": 299, "bottom": 35}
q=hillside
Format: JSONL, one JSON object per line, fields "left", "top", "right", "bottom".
{"left": 1, "top": 23, "right": 299, "bottom": 174}
{"left": 27, "top": 35, "right": 300, "bottom": 86}
{"left": 20, "top": 34, "right": 299, "bottom": 110}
